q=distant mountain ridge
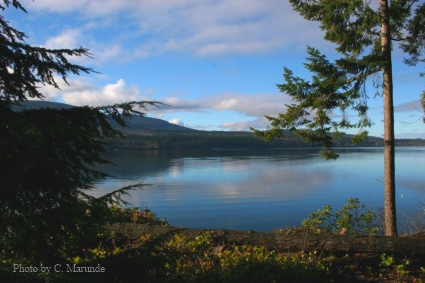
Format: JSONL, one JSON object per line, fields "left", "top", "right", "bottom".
{"left": 11, "top": 100, "right": 74, "bottom": 111}
{"left": 10, "top": 101, "right": 425, "bottom": 149}
{"left": 11, "top": 101, "right": 195, "bottom": 132}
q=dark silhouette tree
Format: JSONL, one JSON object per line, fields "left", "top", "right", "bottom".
{"left": 0, "top": 0, "right": 159, "bottom": 265}
{"left": 252, "top": 0, "right": 425, "bottom": 236}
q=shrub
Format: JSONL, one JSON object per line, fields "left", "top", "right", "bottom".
{"left": 301, "top": 198, "right": 380, "bottom": 236}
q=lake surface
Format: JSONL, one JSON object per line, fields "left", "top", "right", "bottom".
{"left": 92, "top": 147, "right": 425, "bottom": 232}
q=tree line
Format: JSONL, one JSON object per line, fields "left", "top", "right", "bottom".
{"left": 106, "top": 130, "right": 425, "bottom": 150}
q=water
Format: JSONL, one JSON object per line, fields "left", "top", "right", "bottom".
{"left": 92, "top": 147, "right": 425, "bottom": 232}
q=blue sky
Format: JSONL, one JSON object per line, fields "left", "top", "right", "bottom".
{"left": 6, "top": 0, "right": 425, "bottom": 138}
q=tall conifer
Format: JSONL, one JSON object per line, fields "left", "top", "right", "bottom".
{"left": 0, "top": 0, "right": 159, "bottom": 264}
{"left": 253, "top": 0, "right": 425, "bottom": 236}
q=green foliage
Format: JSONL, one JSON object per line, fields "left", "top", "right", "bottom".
{"left": 51, "top": 229, "right": 424, "bottom": 283}
{"left": 301, "top": 198, "right": 380, "bottom": 235}
{"left": 108, "top": 205, "right": 169, "bottom": 226}
{"left": 379, "top": 253, "right": 410, "bottom": 276}
{"left": 5, "top": 226, "right": 425, "bottom": 283}
{"left": 154, "top": 232, "right": 331, "bottom": 283}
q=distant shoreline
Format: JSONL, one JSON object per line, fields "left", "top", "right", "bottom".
{"left": 106, "top": 130, "right": 425, "bottom": 150}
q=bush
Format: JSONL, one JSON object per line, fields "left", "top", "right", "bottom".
{"left": 300, "top": 198, "right": 380, "bottom": 236}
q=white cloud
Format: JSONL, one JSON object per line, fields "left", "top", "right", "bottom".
{"left": 169, "top": 118, "right": 185, "bottom": 126}
{"left": 42, "top": 25, "right": 131, "bottom": 65}
{"left": 150, "top": 92, "right": 292, "bottom": 118}
{"left": 130, "top": 0, "right": 326, "bottom": 57}
{"left": 208, "top": 92, "right": 292, "bottom": 118}
{"left": 35, "top": 78, "right": 281, "bottom": 128}
{"left": 144, "top": 88, "right": 156, "bottom": 95}
{"left": 62, "top": 79, "right": 142, "bottom": 106}
{"left": 144, "top": 91, "right": 293, "bottom": 130}
{"left": 219, "top": 118, "right": 270, "bottom": 131}
{"left": 217, "top": 99, "right": 238, "bottom": 110}
{"left": 45, "top": 28, "right": 82, "bottom": 49}
{"left": 23, "top": 0, "right": 328, "bottom": 58}
{"left": 38, "top": 77, "right": 146, "bottom": 107}
{"left": 159, "top": 97, "right": 207, "bottom": 113}
{"left": 21, "top": 0, "right": 88, "bottom": 13}
{"left": 395, "top": 100, "right": 422, "bottom": 113}
{"left": 94, "top": 44, "right": 125, "bottom": 63}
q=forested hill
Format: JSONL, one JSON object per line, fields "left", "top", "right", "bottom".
{"left": 11, "top": 101, "right": 195, "bottom": 132}
{"left": 109, "top": 130, "right": 425, "bottom": 149}
{"left": 11, "top": 101, "right": 425, "bottom": 149}
{"left": 11, "top": 100, "right": 75, "bottom": 111}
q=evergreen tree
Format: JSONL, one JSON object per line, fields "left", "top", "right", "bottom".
{"left": 252, "top": 0, "right": 425, "bottom": 236}
{"left": 0, "top": 0, "right": 159, "bottom": 264}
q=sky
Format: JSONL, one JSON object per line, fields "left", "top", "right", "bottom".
{"left": 5, "top": 0, "right": 425, "bottom": 138}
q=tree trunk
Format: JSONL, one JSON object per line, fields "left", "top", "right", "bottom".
{"left": 380, "top": 0, "right": 397, "bottom": 236}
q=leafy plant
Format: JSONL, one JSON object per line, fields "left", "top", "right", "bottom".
{"left": 379, "top": 253, "right": 410, "bottom": 276}
{"left": 108, "top": 205, "right": 169, "bottom": 225}
{"left": 301, "top": 198, "right": 380, "bottom": 235}
{"left": 157, "top": 232, "right": 333, "bottom": 283}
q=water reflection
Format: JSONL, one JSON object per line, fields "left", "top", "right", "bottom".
{"left": 93, "top": 148, "right": 425, "bottom": 232}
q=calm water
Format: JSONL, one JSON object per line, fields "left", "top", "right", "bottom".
{"left": 92, "top": 147, "right": 425, "bottom": 232}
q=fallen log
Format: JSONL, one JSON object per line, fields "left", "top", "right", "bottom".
{"left": 103, "top": 223, "right": 425, "bottom": 256}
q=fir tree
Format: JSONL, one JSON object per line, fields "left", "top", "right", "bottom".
{"left": 0, "top": 0, "right": 160, "bottom": 264}
{"left": 253, "top": 0, "right": 425, "bottom": 236}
